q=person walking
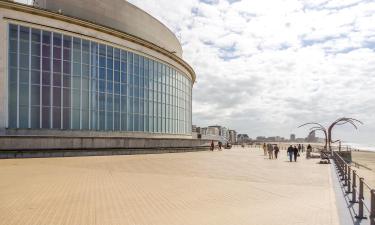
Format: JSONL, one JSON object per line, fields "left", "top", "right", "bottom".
{"left": 298, "top": 144, "right": 302, "bottom": 153}
{"left": 293, "top": 145, "right": 299, "bottom": 162}
{"left": 218, "top": 141, "right": 222, "bottom": 151}
{"left": 267, "top": 144, "right": 274, "bottom": 159}
{"left": 301, "top": 144, "right": 305, "bottom": 153}
{"left": 263, "top": 143, "right": 267, "bottom": 156}
{"left": 306, "top": 144, "right": 312, "bottom": 158}
{"left": 287, "top": 145, "right": 293, "bottom": 162}
{"left": 210, "top": 140, "right": 214, "bottom": 151}
{"left": 274, "top": 144, "right": 279, "bottom": 159}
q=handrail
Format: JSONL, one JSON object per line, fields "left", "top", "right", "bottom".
{"left": 332, "top": 151, "right": 375, "bottom": 224}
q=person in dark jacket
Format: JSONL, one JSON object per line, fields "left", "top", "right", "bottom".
{"left": 287, "top": 145, "right": 293, "bottom": 162}
{"left": 210, "top": 140, "right": 214, "bottom": 151}
{"left": 274, "top": 144, "right": 280, "bottom": 159}
{"left": 293, "top": 145, "right": 299, "bottom": 162}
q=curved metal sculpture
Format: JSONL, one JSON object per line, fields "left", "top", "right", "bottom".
{"left": 327, "top": 117, "right": 363, "bottom": 152}
{"left": 298, "top": 122, "right": 328, "bottom": 150}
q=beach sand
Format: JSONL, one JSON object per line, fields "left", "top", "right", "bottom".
{"left": 351, "top": 151, "right": 375, "bottom": 190}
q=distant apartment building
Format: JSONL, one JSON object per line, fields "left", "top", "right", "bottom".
{"left": 208, "top": 125, "right": 229, "bottom": 141}
{"left": 206, "top": 127, "right": 220, "bottom": 136}
{"left": 237, "top": 134, "right": 250, "bottom": 143}
{"left": 256, "top": 136, "right": 266, "bottom": 141}
{"left": 192, "top": 125, "right": 197, "bottom": 133}
{"left": 290, "top": 134, "right": 296, "bottom": 141}
{"left": 229, "top": 130, "right": 237, "bottom": 143}
{"left": 200, "top": 127, "right": 208, "bottom": 135}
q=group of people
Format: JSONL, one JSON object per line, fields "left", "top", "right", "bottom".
{"left": 263, "top": 143, "right": 312, "bottom": 162}
{"left": 210, "top": 140, "right": 222, "bottom": 151}
{"left": 263, "top": 143, "right": 280, "bottom": 159}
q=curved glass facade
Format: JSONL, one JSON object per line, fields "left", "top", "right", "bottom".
{"left": 7, "top": 23, "right": 192, "bottom": 134}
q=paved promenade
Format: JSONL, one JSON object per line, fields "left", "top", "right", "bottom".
{"left": 0, "top": 147, "right": 339, "bottom": 225}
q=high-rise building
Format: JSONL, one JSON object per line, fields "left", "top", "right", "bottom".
{"left": 228, "top": 130, "right": 237, "bottom": 143}
{"left": 290, "top": 134, "right": 296, "bottom": 142}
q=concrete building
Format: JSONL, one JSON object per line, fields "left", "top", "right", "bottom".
{"left": 0, "top": 0, "right": 209, "bottom": 154}
{"left": 290, "top": 134, "right": 296, "bottom": 142}
{"left": 256, "top": 136, "right": 266, "bottom": 141}
{"left": 237, "top": 134, "right": 250, "bottom": 143}
{"left": 228, "top": 130, "right": 237, "bottom": 144}
{"left": 206, "top": 127, "right": 220, "bottom": 136}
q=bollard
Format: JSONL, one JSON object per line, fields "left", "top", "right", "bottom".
{"left": 347, "top": 166, "right": 352, "bottom": 193}
{"left": 351, "top": 170, "right": 358, "bottom": 203}
{"left": 356, "top": 178, "right": 367, "bottom": 219}
{"left": 371, "top": 189, "right": 375, "bottom": 225}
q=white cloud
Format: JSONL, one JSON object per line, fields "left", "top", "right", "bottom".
{"left": 128, "top": 0, "right": 375, "bottom": 143}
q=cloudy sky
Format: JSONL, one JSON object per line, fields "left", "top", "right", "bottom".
{"left": 125, "top": 0, "right": 375, "bottom": 144}
{"left": 17, "top": 0, "right": 375, "bottom": 143}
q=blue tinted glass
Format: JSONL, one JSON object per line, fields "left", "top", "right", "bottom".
{"left": 114, "top": 83, "right": 120, "bottom": 94}
{"left": 53, "top": 33, "right": 62, "bottom": 46}
{"left": 42, "top": 31, "right": 51, "bottom": 44}
{"left": 20, "top": 26, "right": 29, "bottom": 41}
{"left": 9, "top": 24, "right": 18, "bottom": 39}
{"left": 99, "top": 80, "right": 105, "bottom": 92}
{"left": 107, "top": 69, "right": 113, "bottom": 81}
{"left": 99, "top": 68, "right": 105, "bottom": 80}
{"left": 107, "top": 81, "right": 113, "bottom": 93}
{"left": 32, "top": 29, "right": 40, "bottom": 42}
{"left": 121, "top": 72, "right": 126, "bottom": 83}
{"left": 114, "top": 70, "right": 120, "bottom": 82}
{"left": 107, "top": 58, "right": 113, "bottom": 70}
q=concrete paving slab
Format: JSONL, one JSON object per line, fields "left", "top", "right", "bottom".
{"left": 0, "top": 147, "right": 340, "bottom": 225}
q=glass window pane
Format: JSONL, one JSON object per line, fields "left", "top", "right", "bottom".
{"left": 53, "top": 107, "right": 61, "bottom": 128}
{"left": 31, "top": 85, "right": 40, "bottom": 106}
{"left": 42, "top": 107, "right": 50, "bottom": 128}
{"left": 9, "top": 24, "right": 18, "bottom": 40}
{"left": 31, "top": 106, "right": 40, "bottom": 128}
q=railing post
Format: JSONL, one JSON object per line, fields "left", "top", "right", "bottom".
{"left": 346, "top": 166, "right": 352, "bottom": 193}
{"left": 356, "top": 177, "right": 367, "bottom": 219}
{"left": 340, "top": 157, "right": 345, "bottom": 180}
{"left": 371, "top": 189, "right": 375, "bottom": 225}
{"left": 344, "top": 164, "right": 348, "bottom": 186}
{"left": 351, "top": 170, "right": 358, "bottom": 203}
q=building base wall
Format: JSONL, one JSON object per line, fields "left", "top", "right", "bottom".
{"left": 0, "top": 147, "right": 208, "bottom": 159}
{"left": 0, "top": 135, "right": 210, "bottom": 158}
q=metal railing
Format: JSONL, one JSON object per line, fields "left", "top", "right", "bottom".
{"left": 333, "top": 151, "right": 375, "bottom": 225}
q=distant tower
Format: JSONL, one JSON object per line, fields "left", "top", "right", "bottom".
{"left": 290, "top": 134, "right": 296, "bottom": 142}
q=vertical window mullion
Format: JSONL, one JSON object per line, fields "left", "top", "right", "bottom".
{"left": 39, "top": 30, "right": 42, "bottom": 129}
{"left": 104, "top": 45, "right": 107, "bottom": 130}
{"left": 119, "top": 50, "right": 122, "bottom": 131}
{"left": 70, "top": 38, "right": 73, "bottom": 129}
{"left": 112, "top": 48, "right": 115, "bottom": 130}
{"left": 60, "top": 36, "right": 63, "bottom": 129}
{"left": 28, "top": 27, "right": 31, "bottom": 128}
{"left": 80, "top": 39, "right": 82, "bottom": 130}
{"left": 88, "top": 41, "right": 91, "bottom": 130}
{"left": 97, "top": 45, "right": 99, "bottom": 130}
{"left": 132, "top": 53, "right": 135, "bottom": 131}
{"left": 50, "top": 34, "right": 53, "bottom": 129}
{"left": 16, "top": 25, "right": 20, "bottom": 128}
